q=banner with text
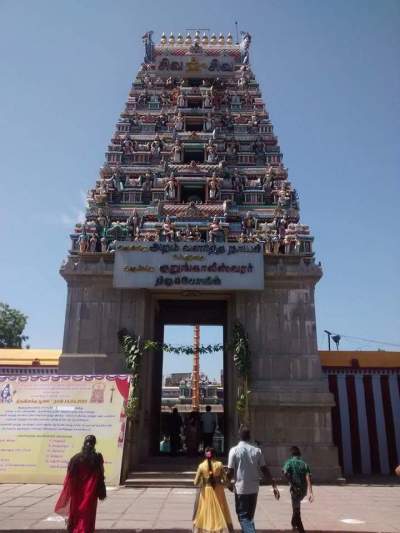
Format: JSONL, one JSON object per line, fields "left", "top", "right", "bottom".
{"left": 113, "top": 241, "right": 264, "bottom": 290}
{"left": 0, "top": 375, "right": 130, "bottom": 485}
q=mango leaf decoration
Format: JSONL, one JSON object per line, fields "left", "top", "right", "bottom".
{"left": 232, "top": 322, "right": 251, "bottom": 378}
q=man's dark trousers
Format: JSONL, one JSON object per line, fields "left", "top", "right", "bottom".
{"left": 202, "top": 432, "right": 214, "bottom": 448}
{"left": 234, "top": 493, "right": 258, "bottom": 533}
{"left": 291, "top": 489, "right": 306, "bottom": 533}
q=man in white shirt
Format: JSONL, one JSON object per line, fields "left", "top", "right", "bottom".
{"left": 227, "top": 426, "right": 279, "bottom": 533}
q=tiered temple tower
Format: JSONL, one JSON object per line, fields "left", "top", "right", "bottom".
{"left": 60, "top": 30, "right": 341, "bottom": 480}
{"left": 70, "top": 30, "right": 311, "bottom": 254}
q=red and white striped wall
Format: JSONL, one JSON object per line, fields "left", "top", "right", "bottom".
{"left": 323, "top": 368, "right": 400, "bottom": 476}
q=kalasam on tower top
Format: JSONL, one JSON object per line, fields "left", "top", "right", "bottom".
{"left": 59, "top": 30, "right": 341, "bottom": 481}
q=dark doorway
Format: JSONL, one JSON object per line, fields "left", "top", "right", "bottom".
{"left": 151, "top": 299, "right": 228, "bottom": 458}
{"left": 183, "top": 144, "right": 204, "bottom": 164}
{"left": 187, "top": 79, "right": 203, "bottom": 87}
{"left": 185, "top": 118, "right": 203, "bottom": 132}
{"left": 180, "top": 183, "right": 205, "bottom": 203}
{"left": 187, "top": 97, "right": 202, "bottom": 109}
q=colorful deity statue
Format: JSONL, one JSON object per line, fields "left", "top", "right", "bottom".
{"left": 208, "top": 216, "right": 223, "bottom": 242}
{"left": 127, "top": 209, "right": 140, "bottom": 237}
{"left": 141, "top": 171, "right": 153, "bottom": 191}
{"left": 150, "top": 134, "right": 163, "bottom": 155}
{"left": 203, "top": 91, "right": 212, "bottom": 108}
{"left": 249, "top": 113, "right": 259, "bottom": 129}
{"left": 254, "top": 137, "right": 265, "bottom": 155}
{"left": 204, "top": 111, "right": 214, "bottom": 132}
{"left": 206, "top": 140, "right": 218, "bottom": 163}
{"left": 100, "top": 236, "right": 107, "bottom": 252}
{"left": 226, "top": 140, "right": 238, "bottom": 156}
{"left": 174, "top": 112, "right": 184, "bottom": 132}
{"left": 162, "top": 216, "right": 175, "bottom": 241}
{"left": 89, "top": 233, "right": 98, "bottom": 253}
{"left": 243, "top": 211, "right": 256, "bottom": 235}
{"left": 142, "top": 30, "right": 155, "bottom": 63}
{"left": 109, "top": 167, "right": 124, "bottom": 191}
{"left": 208, "top": 172, "right": 221, "bottom": 200}
{"left": 77, "top": 231, "right": 89, "bottom": 253}
{"left": 176, "top": 92, "right": 186, "bottom": 108}
{"left": 239, "top": 31, "right": 251, "bottom": 64}
{"left": 238, "top": 75, "right": 248, "bottom": 89}
{"left": 121, "top": 135, "right": 135, "bottom": 155}
{"left": 171, "top": 140, "right": 183, "bottom": 163}
{"left": 164, "top": 173, "right": 178, "bottom": 200}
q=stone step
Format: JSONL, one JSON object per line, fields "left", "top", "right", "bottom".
{"left": 128, "top": 470, "right": 196, "bottom": 476}
{"left": 125, "top": 468, "right": 196, "bottom": 488}
{"left": 125, "top": 477, "right": 194, "bottom": 488}
{"left": 135, "top": 464, "right": 198, "bottom": 472}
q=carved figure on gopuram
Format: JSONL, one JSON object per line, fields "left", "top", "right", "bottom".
{"left": 208, "top": 172, "right": 221, "bottom": 200}
{"left": 164, "top": 173, "right": 178, "bottom": 200}
{"left": 142, "top": 30, "right": 155, "bottom": 63}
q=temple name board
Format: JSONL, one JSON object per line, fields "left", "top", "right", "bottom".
{"left": 113, "top": 241, "right": 264, "bottom": 290}
{"left": 154, "top": 55, "right": 237, "bottom": 75}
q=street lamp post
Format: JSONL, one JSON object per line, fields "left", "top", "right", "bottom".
{"left": 324, "top": 330, "right": 332, "bottom": 351}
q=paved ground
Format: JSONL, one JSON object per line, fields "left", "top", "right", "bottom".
{"left": 0, "top": 483, "right": 399, "bottom": 532}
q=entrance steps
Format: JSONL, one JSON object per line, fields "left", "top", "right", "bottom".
{"left": 125, "top": 456, "right": 199, "bottom": 488}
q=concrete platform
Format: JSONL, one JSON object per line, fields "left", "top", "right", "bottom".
{"left": 0, "top": 482, "right": 399, "bottom": 532}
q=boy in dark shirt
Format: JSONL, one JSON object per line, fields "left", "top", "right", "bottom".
{"left": 282, "top": 446, "right": 313, "bottom": 533}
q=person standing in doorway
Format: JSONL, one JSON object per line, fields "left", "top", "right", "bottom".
{"left": 185, "top": 409, "right": 201, "bottom": 456}
{"left": 282, "top": 446, "right": 313, "bottom": 533}
{"left": 227, "top": 426, "right": 279, "bottom": 533}
{"left": 168, "top": 407, "right": 182, "bottom": 456}
{"left": 201, "top": 405, "right": 217, "bottom": 449}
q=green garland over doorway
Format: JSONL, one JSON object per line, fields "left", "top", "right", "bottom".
{"left": 118, "top": 322, "right": 251, "bottom": 423}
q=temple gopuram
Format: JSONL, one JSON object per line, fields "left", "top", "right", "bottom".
{"left": 70, "top": 31, "right": 311, "bottom": 256}
{"left": 60, "top": 30, "right": 341, "bottom": 481}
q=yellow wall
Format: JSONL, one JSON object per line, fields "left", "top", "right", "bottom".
{"left": 1, "top": 349, "right": 400, "bottom": 369}
{"left": 0, "top": 349, "right": 61, "bottom": 367}
{"left": 319, "top": 350, "right": 400, "bottom": 368}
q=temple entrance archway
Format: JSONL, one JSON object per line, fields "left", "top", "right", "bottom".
{"left": 148, "top": 298, "right": 233, "bottom": 458}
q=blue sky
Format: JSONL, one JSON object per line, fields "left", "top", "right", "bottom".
{"left": 0, "top": 0, "right": 399, "bottom": 354}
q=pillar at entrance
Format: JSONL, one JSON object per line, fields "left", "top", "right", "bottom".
{"left": 59, "top": 30, "right": 341, "bottom": 481}
{"left": 236, "top": 258, "right": 341, "bottom": 480}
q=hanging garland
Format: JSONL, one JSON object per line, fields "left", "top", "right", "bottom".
{"left": 119, "top": 323, "right": 252, "bottom": 424}
{"left": 118, "top": 330, "right": 224, "bottom": 419}
{"left": 118, "top": 330, "right": 147, "bottom": 420}
{"left": 143, "top": 340, "right": 224, "bottom": 355}
{"left": 231, "top": 322, "right": 251, "bottom": 424}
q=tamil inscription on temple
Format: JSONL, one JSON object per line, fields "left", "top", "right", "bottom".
{"left": 113, "top": 241, "right": 264, "bottom": 289}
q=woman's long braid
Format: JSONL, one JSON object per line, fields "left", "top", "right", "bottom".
{"left": 205, "top": 447, "right": 216, "bottom": 487}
